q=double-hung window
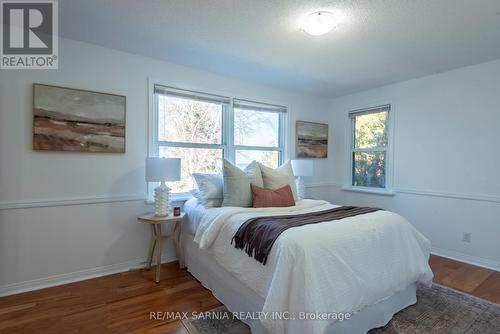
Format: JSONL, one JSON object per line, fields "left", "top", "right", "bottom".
{"left": 348, "top": 105, "right": 391, "bottom": 192}
{"left": 233, "top": 99, "right": 285, "bottom": 169}
{"left": 153, "top": 86, "right": 229, "bottom": 194}
{"left": 151, "top": 84, "right": 286, "bottom": 196}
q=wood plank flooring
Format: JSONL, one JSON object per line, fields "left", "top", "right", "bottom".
{"left": 0, "top": 255, "right": 498, "bottom": 333}
{"left": 429, "top": 255, "right": 500, "bottom": 303}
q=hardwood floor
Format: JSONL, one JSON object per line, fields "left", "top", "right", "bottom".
{"left": 0, "top": 255, "right": 498, "bottom": 333}
{"left": 0, "top": 263, "right": 219, "bottom": 334}
{"left": 429, "top": 255, "right": 500, "bottom": 303}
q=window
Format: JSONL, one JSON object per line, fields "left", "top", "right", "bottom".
{"left": 233, "top": 99, "right": 285, "bottom": 170}
{"left": 348, "top": 105, "right": 391, "bottom": 191}
{"left": 150, "top": 85, "right": 286, "bottom": 195}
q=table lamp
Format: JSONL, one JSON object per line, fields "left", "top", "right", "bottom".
{"left": 291, "top": 159, "right": 313, "bottom": 200}
{"left": 146, "top": 157, "right": 181, "bottom": 216}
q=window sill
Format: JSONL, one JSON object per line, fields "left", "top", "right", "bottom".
{"left": 341, "top": 186, "right": 395, "bottom": 196}
{"left": 145, "top": 193, "right": 193, "bottom": 205}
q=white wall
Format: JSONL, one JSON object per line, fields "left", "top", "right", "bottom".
{"left": 0, "top": 38, "right": 332, "bottom": 295}
{"left": 3, "top": 36, "right": 497, "bottom": 297}
{"left": 328, "top": 59, "right": 500, "bottom": 270}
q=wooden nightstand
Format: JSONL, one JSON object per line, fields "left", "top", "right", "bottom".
{"left": 138, "top": 213, "right": 185, "bottom": 282}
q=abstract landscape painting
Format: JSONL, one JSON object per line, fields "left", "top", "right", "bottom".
{"left": 296, "top": 121, "right": 328, "bottom": 158}
{"left": 33, "top": 84, "right": 126, "bottom": 153}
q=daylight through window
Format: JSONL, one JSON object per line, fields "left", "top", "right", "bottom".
{"left": 152, "top": 86, "right": 286, "bottom": 194}
{"left": 349, "top": 105, "right": 390, "bottom": 190}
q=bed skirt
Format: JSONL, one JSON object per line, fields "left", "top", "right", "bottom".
{"left": 181, "top": 231, "right": 417, "bottom": 334}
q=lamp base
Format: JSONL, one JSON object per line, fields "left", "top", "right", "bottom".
{"left": 296, "top": 176, "right": 306, "bottom": 200}
{"left": 154, "top": 181, "right": 171, "bottom": 216}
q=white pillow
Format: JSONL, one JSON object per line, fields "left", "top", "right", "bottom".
{"left": 189, "top": 189, "right": 222, "bottom": 208}
{"left": 259, "top": 160, "right": 298, "bottom": 201}
{"left": 222, "top": 160, "right": 263, "bottom": 207}
{"left": 192, "top": 173, "right": 223, "bottom": 207}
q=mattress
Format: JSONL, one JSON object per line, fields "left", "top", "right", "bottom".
{"left": 183, "top": 197, "right": 208, "bottom": 234}
{"left": 191, "top": 199, "right": 432, "bottom": 333}
{"left": 181, "top": 231, "right": 418, "bottom": 334}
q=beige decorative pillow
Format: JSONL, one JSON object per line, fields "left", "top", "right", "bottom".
{"left": 222, "top": 160, "right": 263, "bottom": 207}
{"left": 259, "top": 160, "right": 298, "bottom": 201}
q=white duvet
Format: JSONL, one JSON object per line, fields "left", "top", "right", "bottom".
{"left": 194, "top": 199, "right": 433, "bottom": 334}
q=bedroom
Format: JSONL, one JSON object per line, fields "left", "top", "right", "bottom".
{"left": 0, "top": 0, "right": 499, "bottom": 333}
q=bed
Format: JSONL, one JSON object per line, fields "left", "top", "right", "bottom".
{"left": 181, "top": 198, "right": 433, "bottom": 334}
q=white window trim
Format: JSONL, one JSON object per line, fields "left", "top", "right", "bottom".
{"left": 231, "top": 98, "right": 287, "bottom": 167}
{"left": 343, "top": 104, "right": 395, "bottom": 196}
{"left": 147, "top": 78, "right": 289, "bottom": 202}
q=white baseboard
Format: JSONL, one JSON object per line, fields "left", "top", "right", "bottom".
{"left": 431, "top": 246, "right": 500, "bottom": 272}
{"left": 0, "top": 255, "right": 177, "bottom": 297}
{"left": 1, "top": 248, "right": 497, "bottom": 298}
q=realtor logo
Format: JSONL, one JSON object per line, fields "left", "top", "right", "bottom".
{"left": 1, "top": 0, "right": 58, "bottom": 69}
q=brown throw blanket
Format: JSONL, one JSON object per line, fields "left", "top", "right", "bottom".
{"left": 232, "top": 206, "right": 381, "bottom": 265}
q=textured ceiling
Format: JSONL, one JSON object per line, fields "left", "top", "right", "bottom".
{"left": 59, "top": 0, "right": 500, "bottom": 97}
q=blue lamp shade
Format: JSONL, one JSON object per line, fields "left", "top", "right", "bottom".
{"left": 145, "top": 158, "right": 181, "bottom": 182}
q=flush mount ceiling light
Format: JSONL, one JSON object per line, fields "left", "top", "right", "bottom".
{"left": 301, "top": 11, "right": 339, "bottom": 36}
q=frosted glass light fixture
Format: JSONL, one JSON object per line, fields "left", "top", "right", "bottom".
{"left": 146, "top": 157, "right": 181, "bottom": 216}
{"left": 301, "top": 11, "right": 339, "bottom": 36}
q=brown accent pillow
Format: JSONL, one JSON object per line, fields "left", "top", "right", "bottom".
{"left": 251, "top": 184, "right": 296, "bottom": 208}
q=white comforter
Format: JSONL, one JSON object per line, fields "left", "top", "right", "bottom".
{"left": 194, "top": 200, "right": 433, "bottom": 334}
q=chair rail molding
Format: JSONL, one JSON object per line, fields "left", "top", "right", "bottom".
{"left": 0, "top": 193, "right": 147, "bottom": 210}
{"left": 304, "top": 182, "right": 340, "bottom": 188}
{"left": 3, "top": 185, "right": 498, "bottom": 210}
{"left": 305, "top": 182, "right": 500, "bottom": 203}
{"left": 394, "top": 187, "right": 500, "bottom": 204}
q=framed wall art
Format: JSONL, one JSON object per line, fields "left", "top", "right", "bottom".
{"left": 296, "top": 120, "right": 328, "bottom": 159}
{"left": 33, "top": 83, "right": 126, "bottom": 153}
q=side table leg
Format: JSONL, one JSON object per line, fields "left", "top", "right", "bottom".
{"left": 174, "top": 221, "right": 184, "bottom": 269}
{"left": 146, "top": 224, "right": 156, "bottom": 270}
{"left": 155, "top": 224, "right": 162, "bottom": 283}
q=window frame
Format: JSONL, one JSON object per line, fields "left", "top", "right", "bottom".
{"left": 343, "top": 104, "right": 394, "bottom": 196}
{"left": 148, "top": 80, "right": 288, "bottom": 200}
{"left": 232, "top": 99, "right": 286, "bottom": 169}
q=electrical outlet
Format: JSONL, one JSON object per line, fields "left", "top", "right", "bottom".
{"left": 462, "top": 232, "right": 472, "bottom": 243}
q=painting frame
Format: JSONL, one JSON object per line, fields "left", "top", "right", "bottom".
{"left": 296, "top": 120, "right": 328, "bottom": 159}
{"left": 33, "top": 83, "right": 126, "bottom": 153}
